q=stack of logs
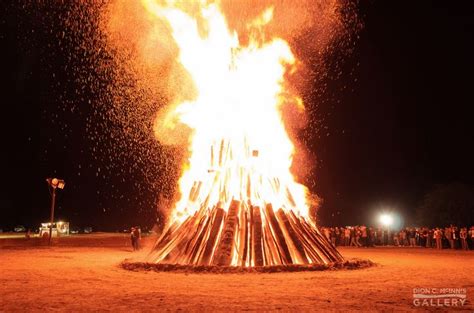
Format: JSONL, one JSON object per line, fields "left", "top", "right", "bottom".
{"left": 148, "top": 200, "right": 343, "bottom": 267}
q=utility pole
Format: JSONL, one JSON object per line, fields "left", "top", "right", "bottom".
{"left": 46, "top": 178, "right": 65, "bottom": 246}
{"left": 49, "top": 186, "right": 56, "bottom": 245}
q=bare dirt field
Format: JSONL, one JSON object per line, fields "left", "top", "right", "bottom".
{"left": 1, "top": 233, "right": 473, "bottom": 312}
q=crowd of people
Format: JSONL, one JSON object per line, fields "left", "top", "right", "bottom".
{"left": 321, "top": 225, "right": 474, "bottom": 250}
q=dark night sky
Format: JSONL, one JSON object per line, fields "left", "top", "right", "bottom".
{"left": 315, "top": 1, "right": 474, "bottom": 225}
{"left": 1, "top": 1, "right": 473, "bottom": 230}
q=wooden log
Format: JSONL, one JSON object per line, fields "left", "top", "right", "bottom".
{"left": 150, "top": 206, "right": 343, "bottom": 266}
{"left": 285, "top": 187, "right": 296, "bottom": 208}
{"left": 237, "top": 205, "right": 248, "bottom": 267}
{"left": 286, "top": 211, "right": 327, "bottom": 263}
{"left": 284, "top": 211, "right": 322, "bottom": 263}
{"left": 214, "top": 200, "right": 240, "bottom": 266}
{"left": 152, "top": 215, "right": 196, "bottom": 260}
{"left": 265, "top": 204, "right": 292, "bottom": 265}
{"left": 189, "top": 181, "right": 202, "bottom": 202}
{"left": 251, "top": 206, "right": 264, "bottom": 266}
{"left": 210, "top": 144, "right": 214, "bottom": 168}
{"left": 199, "top": 207, "right": 225, "bottom": 265}
{"left": 276, "top": 209, "right": 309, "bottom": 264}
{"left": 187, "top": 213, "right": 212, "bottom": 264}
{"left": 302, "top": 218, "right": 344, "bottom": 262}
{"left": 188, "top": 182, "right": 198, "bottom": 202}
{"left": 161, "top": 212, "right": 202, "bottom": 263}
{"left": 290, "top": 211, "right": 343, "bottom": 264}
{"left": 262, "top": 220, "right": 282, "bottom": 265}
{"left": 218, "top": 139, "right": 225, "bottom": 167}
{"left": 150, "top": 222, "right": 176, "bottom": 253}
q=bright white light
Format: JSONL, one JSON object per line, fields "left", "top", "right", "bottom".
{"left": 380, "top": 214, "right": 393, "bottom": 226}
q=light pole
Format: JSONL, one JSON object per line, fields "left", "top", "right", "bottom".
{"left": 46, "top": 178, "right": 65, "bottom": 245}
{"left": 379, "top": 213, "right": 393, "bottom": 246}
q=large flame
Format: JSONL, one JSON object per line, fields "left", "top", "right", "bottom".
{"left": 143, "top": 0, "right": 309, "bottom": 223}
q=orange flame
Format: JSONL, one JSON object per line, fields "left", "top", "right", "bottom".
{"left": 143, "top": 0, "right": 309, "bottom": 223}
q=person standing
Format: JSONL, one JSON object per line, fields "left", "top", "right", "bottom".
{"left": 330, "top": 228, "right": 337, "bottom": 246}
{"left": 470, "top": 226, "right": 474, "bottom": 249}
{"left": 393, "top": 231, "right": 400, "bottom": 247}
{"left": 460, "top": 228, "right": 468, "bottom": 250}
{"left": 409, "top": 228, "right": 416, "bottom": 247}
{"left": 339, "top": 227, "right": 345, "bottom": 246}
{"left": 453, "top": 227, "right": 460, "bottom": 249}
{"left": 418, "top": 228, "right": 425, "bottom": 247}
{"left": 400, "top": 229, "right": 407, "bottom": 246}
{"left": 446, "top": 226, "right": 454, "bottom": 249}
{"left": 419, "top": 228, "right": 426, "bottom": 247}
{"left": 376, "top": 228, "right": 383, "bottom": 245}
{"left": 134, "top": 226, "right": 141, "bottom": 250}
{"left": 426, "top": 228, "right": 432, "bottom": 248}
{"left": 434, "top": 228, "right": 442, "bottom": 249}
{"left": 361, "top": 226, "right": 368, "bottom": 247}
{"left": 355, "top": 226, "right": 362, "bottom": 247}
{"left": 368, "top": 227, "right": 375, "bottom": 247}
{"left": 323, "top": 227, "right": 330, "bottom": 241}
{"left": 349, "top": 227, "right": 357, "bottom": 247}
{"left": 130, "top": 227, "right": 137, "bottom": 251}
{"left": 344, "top": 227, "right": 350, "bottom": 246}
{"left": 334, "top": 227, "right": 341, "bottom": 246}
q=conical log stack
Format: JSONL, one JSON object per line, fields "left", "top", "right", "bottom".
{"left": 148, "top": 200, "right": 343, "bottom": 267}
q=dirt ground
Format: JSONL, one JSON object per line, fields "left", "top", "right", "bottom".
{"left": 1, "top": 233, "right": 473, "bottom": 312}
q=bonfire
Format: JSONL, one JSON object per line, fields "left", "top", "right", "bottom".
{"left": 143, "top": 0, "right": 343, "bottom": 267}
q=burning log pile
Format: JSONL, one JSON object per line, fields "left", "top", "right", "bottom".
{"left": 135, "top": 1, "right": 345, "bottom": 268}
{"left": 149, "top": 203, "right": 343, "bottom": 267}
{"left": 149, "top": 141, "right": 343, "bottom": 267}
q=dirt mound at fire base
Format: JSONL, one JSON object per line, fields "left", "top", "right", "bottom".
{"left": 120, "top": 258, "right": 375, "bottom": 274}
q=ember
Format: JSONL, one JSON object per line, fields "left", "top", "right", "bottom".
{"left": 142, "top": 0, "right": 343, "bottom": 267}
